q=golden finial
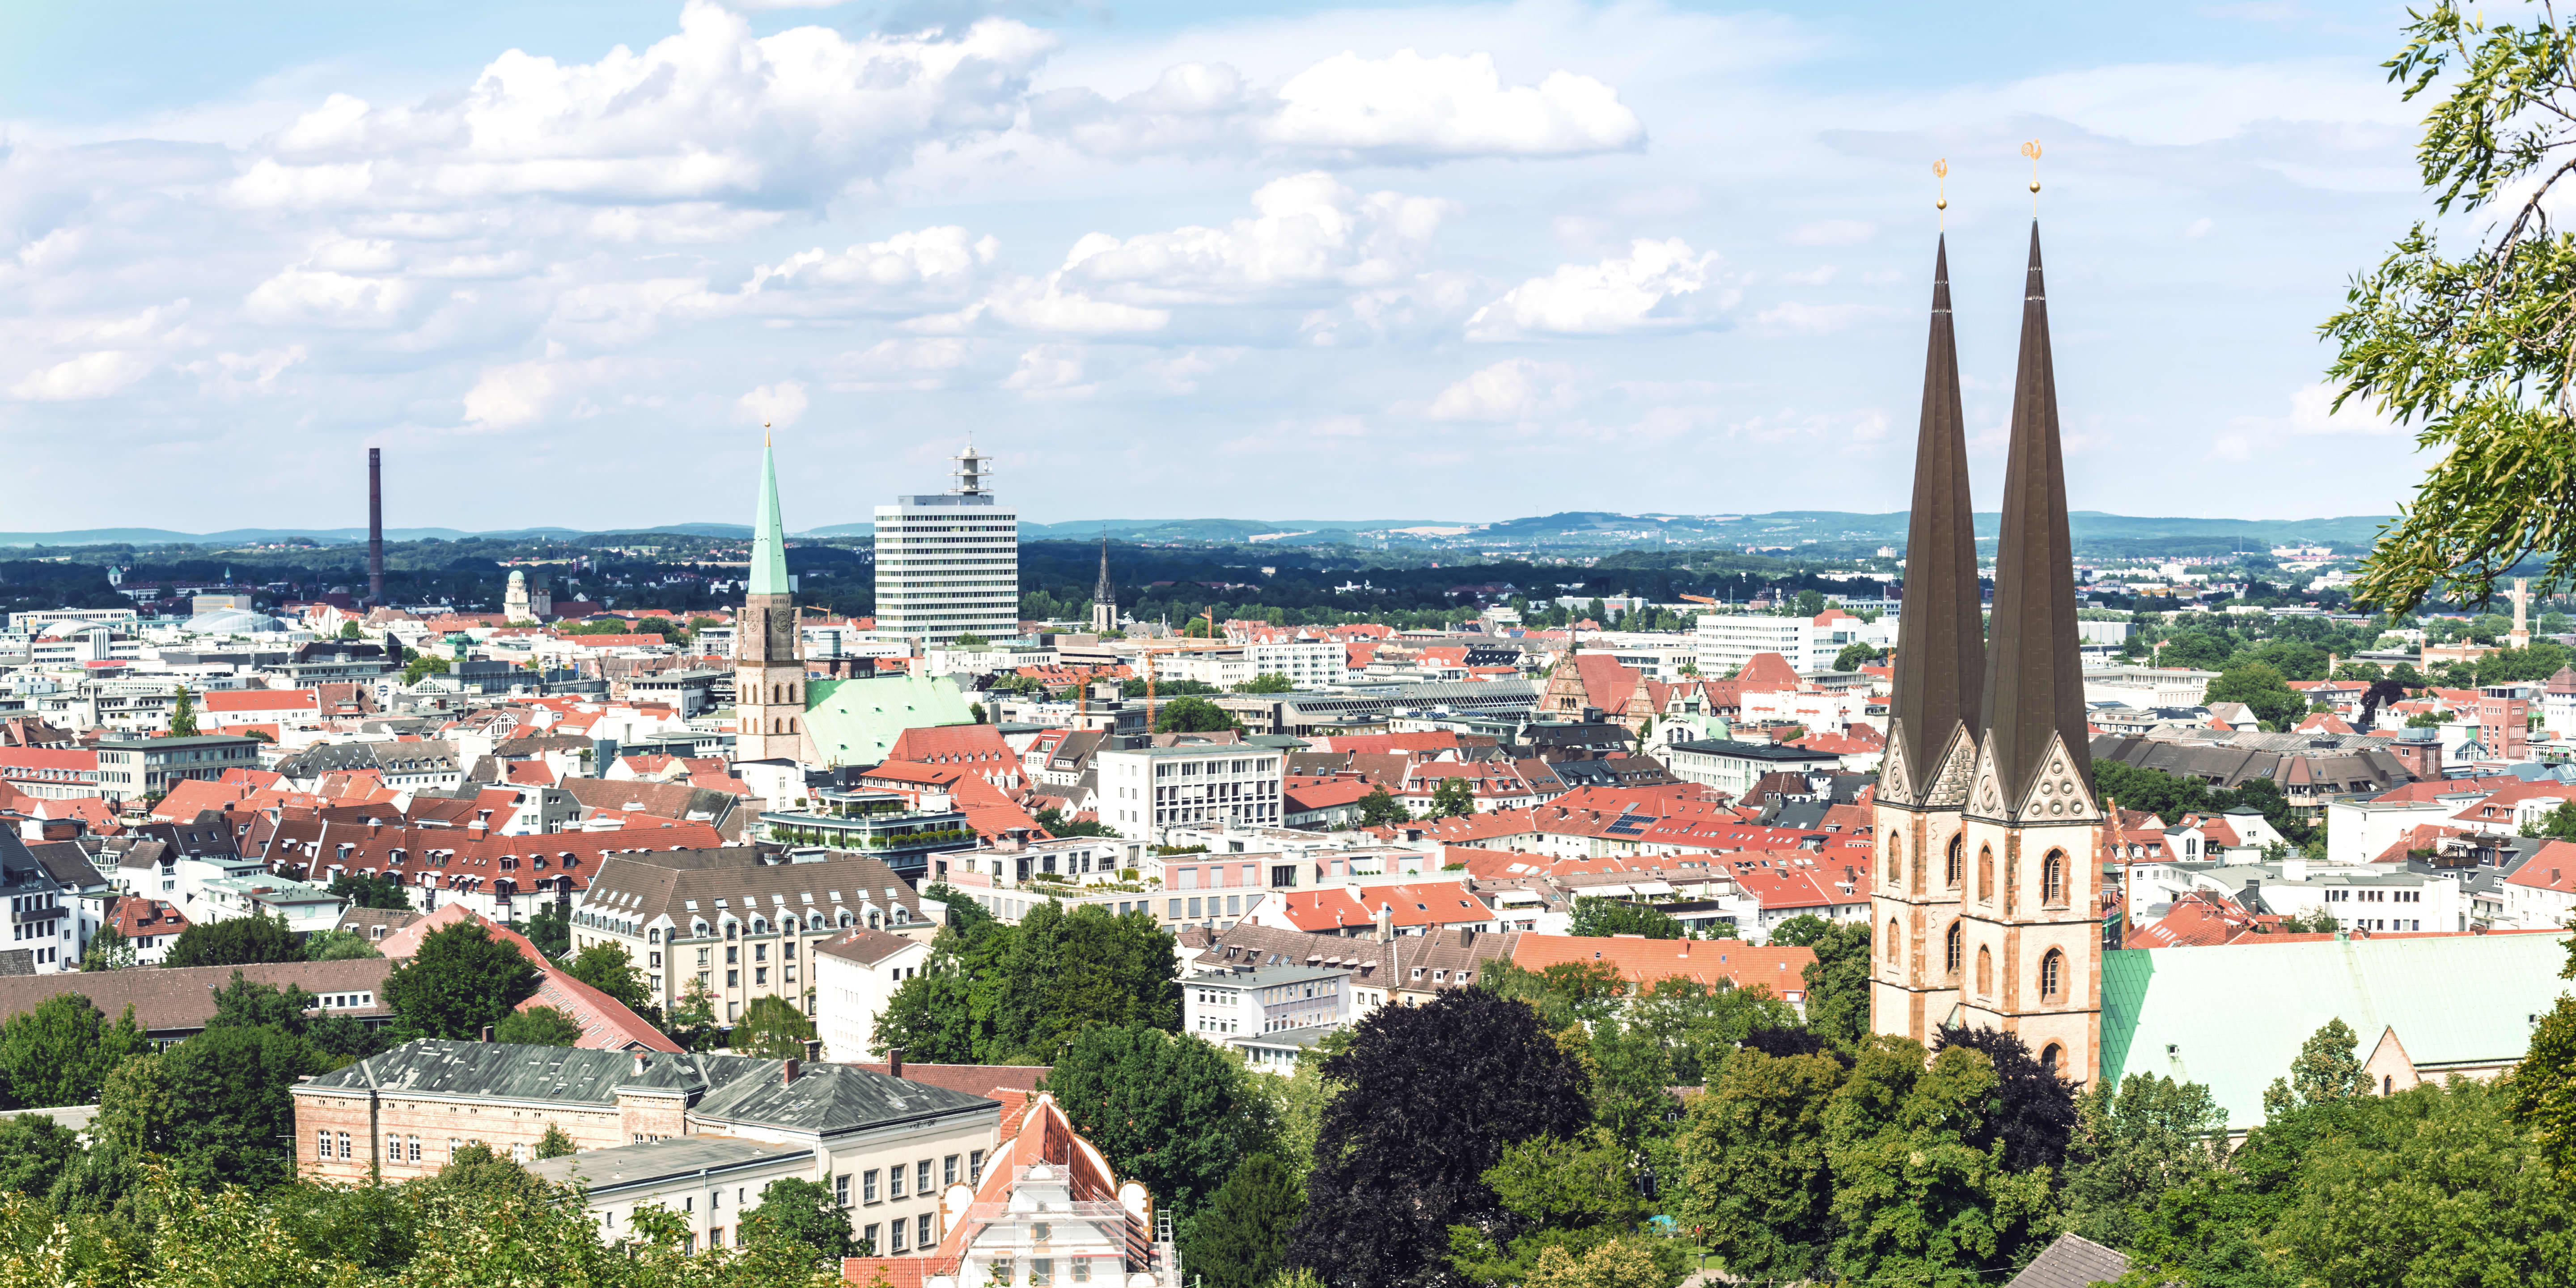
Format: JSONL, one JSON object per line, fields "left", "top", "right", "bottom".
{"left": 763, "top": 421, "right": 772, "bottom": 447}
{"left": 2021, "top": 140, "right": 2042, "bottom": 213}
{"left": 1933, "top": 158, "right": 1948, "bottom": 227}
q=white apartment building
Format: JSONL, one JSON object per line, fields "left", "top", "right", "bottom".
{"left": 1182, "top": 966, "right": 1350, "bottom": 1073}
{"left": 2083, "top": 666, "right": 2220, "bottom": 708}
{"left": 1148, "top": 649, "right": 1255, "bottom": 688}
{"left": 873, "top": 446, "right": 1019, "bottom": 645}
{"left": 813, "top": 927, "right": 931, "bottom": 1064}
{"left": 1248, "top": 639, "right": 1348, "bottom": 686}
{"left": 1694, "top": 612, "right": 1884, "bottom": 676}
{"left": 1094, "top": 742, "right": 1287, "bottom": 843}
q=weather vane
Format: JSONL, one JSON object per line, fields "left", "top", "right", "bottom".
{"left": 2021, "top": 140, "right": 2042, "bottom": 214}
{"left": 1934, "top": 158, "right": 1948, "bottom": 229}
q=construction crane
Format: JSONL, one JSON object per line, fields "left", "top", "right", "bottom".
{"left": 1141, "top": 610, "right": 1233, "bottom": 730}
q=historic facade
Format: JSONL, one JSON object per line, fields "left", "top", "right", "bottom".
{"left": 735, "top": 438, "right": 811, "bottom": 763}
{"left": 1872, "top": 225, "right": 2103, "bottom": 1082}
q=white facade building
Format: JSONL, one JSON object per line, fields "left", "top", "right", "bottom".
{"left": 1247, "top": 639, "right": 1348, "bottom": 686}
{"left": 813, "top": 927, "right": 932, "bottom": 1064}
{"left": 1182, "top": 966, "right": 1350, "bottom": 1072}
{"left": 1094, "top": 743, "right": 1287, "bottom": 842}
{"left": 1694, "top": 612, "right": 1883, "bottom": 676}
{"left": 873, "top": 446, "right": 1020, "bottom": 646}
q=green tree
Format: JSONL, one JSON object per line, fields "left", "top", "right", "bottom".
{"left": 338, "top": 620, "right": 363, "bottom": 640}
{"left": 400, "top": 654, "right": 452, "bottom": 685}
{"left": 1796, "top": 920, "right": 1872, "bottom": 1049}
{"left": 1448, "top": 1129, "right": 1678, "bottom": 1288}
{"left": 951, "top": 632, "right": 991, "bottom": 648}
{"left": 2263, "top": 1017, "right": 2371, "bottom": 1119}
{"left": 1833, "top": 642, "right": 1884, "bottom": 671}
{"left": 1235, "top": 672, "right": 1296, "bottom": 694}
{"left": 0, "top": 1113, "right": 80, "bottom": 1204}
{"left": 329, "top": 872, "right": 411, "bottom": 911}
{"left": 564, "top": 942, "right": 654, "bottom": 1014}
{"left": 974, "top": 902, "right": 1179, "bottom": 1062}
{"left": 302, "top": 928, "right": 383, "bottom": 961}
{"left": 2514, "top": 989, "right": 2576, "bottom": 1185}
{"left": 1287, "top": 990, "right": 1591, "bottom": 1288}
{"left": 534, "top": 1122, "right": 577, "bottom": 1159}
{"left": 1153, "top": 695, "right": 1241, "bottom": 734}
{"left": 1823, "top": 1037, "right": 2054, "bottom": 1283}
{"left": 161, "top": 912, "right": 302, "bottom": 970}
{"left": 2313, "top": 2, "right": 2576, "bottom": 610}
{"left": 168, "top": 684, "right": 197, "bottom": 737}
{"left": 205, "top": 971, "right": 388, "bottom": 1062}
{"left": 383, "top": 919, "right": 542, "bottom": 1040}
{"left": 1566, "top": 898, "right": 1684, "bottom": 940}
{"left": 1675, "top": 1044, "right": 1847, "bottom": 1282}
{"left": 743, "top": 1175, "right": 859, "bottom": 1262}
{"left": 733, "top": 995, "right": 817, "bottom": 1059}
{"left": 2524, "top": 801, "right": 2576, "bottom": 843}
{"left": 920, "top": 882, "right": 998, "bottom": 933}
{"left": 0, "top": 994, "right": 148, "bottom": 1109}
{"left": 2060, "top": 1072, "right": 2228, "bottom": 1251}
{"left": 1426, "top": 774, "right": 1478, "bottom": 819}
{"left": 1357, "top": 784, "right": 1411, "bottom": 827}
{"left": 1031, "top": 808, "right": 1121, "bottom": 839}
{"left": 1526, "top": 1237, "right": 1679, "bottom": 1288}
{"left": 161, "top": 1023, "right": 331, "bottom": 1190}
{"left": 1183, "top": 1152, "right": 1305, "bottom": 1288}
{"left": 77, "top": 925, "right": 135, "bottom": 972}
{"left": 520, "top": 901, "right": 571, "bottom": 960}
{"left": 495, "top": 1005, "right": 585, "bottom": 1046}
{"left": 1044, "top": 1024, "right": 1275, "bottom": 1217}
{"left": 2207, "top": 661, "right": 2305, "bottom": 730}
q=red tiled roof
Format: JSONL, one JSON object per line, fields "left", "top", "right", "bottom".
{"left": 1270, "top": 881, "right": 1491, "bottom": 932}
{"left": 1510, "top": 932, "right": 1816, "bottom": 1000}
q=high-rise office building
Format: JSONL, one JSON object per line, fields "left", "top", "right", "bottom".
{"left": 873, "top": 444, "right": 1019, "bottom": 645}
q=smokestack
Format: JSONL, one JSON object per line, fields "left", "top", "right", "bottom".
{"left": 889, "top": 1047, "right": 905, "bottom": 1079}
{"left": 368, "top": 448, "right": 386, "bottom": 605}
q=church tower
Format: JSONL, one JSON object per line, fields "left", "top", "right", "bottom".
{"left": 1954, "top": 223, "right": 2102, "bottom": 1081}
{"left": 1871, "top": 236, "right": 1985, "bottom": 1046}
{"left": 735, "top": 437, "right": 808, "bottom": 763}
{"left": 1092, "top": 537, "right": 1118, "bottom": 634}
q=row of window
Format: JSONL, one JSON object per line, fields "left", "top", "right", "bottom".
{"left": 985, "top": 1256, "right": 1106, "bottom": 1284}
{"left": 839, "top": 1152, "right": 983, "bottom": 1207}
{"left": 1885, "top": 921, "right": 2073, "bottom": 1004}
{"left": 1884, "top": 834, "right": 2072, "bottom": 907}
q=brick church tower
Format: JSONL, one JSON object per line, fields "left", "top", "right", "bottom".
{"left": 734, "top": 436, "right": 809, "bottom": 763}
{"left": 1873, "top": 224, "right": 2103, "bottom": 1082}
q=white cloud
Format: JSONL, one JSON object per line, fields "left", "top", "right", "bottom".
{"left": 1059, "top": 173, "right": 1450, "bottom": 305}
{"left": 2186, "top": 217, "right": 2215, "bottom": 239}
{"left": 1004, "top": 343, "right": 1093, "bottom": 398}
{"left": 251, "top": 2, "right": 1053, "bottom": 211}
{"left": 1757, "top": 301, "right": 1890, "bottom": 335}
{"left": 743, "top": 227, "right": 1000, "bottom": 315}
{"left": 243, "top": 267, "right": 418, "bottom": 328}
{"left": 1029, "top": 48, "right": 1644, "bottom": 165}
{"left": 1427, "top": 358, "right": 1578, "bottom": 421}
{"left": 10, "top": 351, "right": 155, "bottom": 401}
{"left": 1264, "top": 50, "right": 1643, "bottom": 161}
{"left": 1786, "top": 220, "right": 1874, "bottom": 246}
{"left": 740, "top": 381, "right": 809, "bottom": 428}
{"left": 2283, "top": 381, "right": 2400, "bottom": 435}
{"left": 1467, "top": 238, "right": 1731, "bottom": 340}
{"left": 2207, "top": 432, "right": 2253, "bottom": 462}
{"left": 185, "top": 345, "right": 309, "bottom": 397}
{"left": 461, "top": 360, "right": 560, "bottom": 430}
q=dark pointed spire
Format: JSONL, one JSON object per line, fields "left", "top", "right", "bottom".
{"left": 1890, "top": 236, "right": 1985, "bottom": 797}
{"left": 1980, "top": 222, "right": 2090, "bottom": 799}
{"left": 1096, "top": 534, "right": 1115, "bottom": 604}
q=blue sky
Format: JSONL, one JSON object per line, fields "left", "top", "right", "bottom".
{"left": 0, "top": 0, "right": 2435, "bottom": 532}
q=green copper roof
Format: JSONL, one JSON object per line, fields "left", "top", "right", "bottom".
{"left": 749, "top": 440, "right": 791, "bottom": 597}
{"left": 801, "top": 674, "right": 975, "bottom": 766}
{"left": 2100, "top": 933, "right": 2571, "bottom": 1130}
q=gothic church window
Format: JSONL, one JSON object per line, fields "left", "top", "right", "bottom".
{"left": 1975, "top": 945, "right": 1992, "bottom": 996}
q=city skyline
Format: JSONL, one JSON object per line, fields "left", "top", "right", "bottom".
{"left": 3, "top": 1, "right": 2432, "bottom": 531}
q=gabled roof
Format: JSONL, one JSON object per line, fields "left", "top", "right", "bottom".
{"left": 1509, "top": 932, "right": 1815, "bottom": 1000}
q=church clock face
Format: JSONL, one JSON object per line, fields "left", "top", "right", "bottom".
{"left": 767, "top": 610, "right": 796, "bottom": 656}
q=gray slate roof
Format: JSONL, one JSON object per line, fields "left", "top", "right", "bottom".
{"left": 528, "top": 1135, "right": 810, "bottom": 1191}
{"left": 2006, "top": 1233, "right": 2129, "bottom": 1288}
{"left": 304, "top": 1039, "right": 998, "bottom": 1138}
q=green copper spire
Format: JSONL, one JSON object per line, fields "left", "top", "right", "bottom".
{"left": 749, "top": 435, "right": 791, "bottom": 597}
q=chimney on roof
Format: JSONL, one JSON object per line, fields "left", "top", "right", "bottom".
{"left": 889, "top": 1047, "right": 905, "bottom": 1080}
{"left": 805, "top": 1038, "right": 822, "bottom": 1063}
{"left": 479, "top": 1025, "right": 494, "bottom": 1042}
{"left": 632, "top": 1051, "right": 648, "bottom": 1076}
{"left": 783, "top": 1057, "right": 801, "bottom": 1083}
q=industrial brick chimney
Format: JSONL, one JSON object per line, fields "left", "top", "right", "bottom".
{"left": 367, "top": 448, "right": 385, "bottom": 604}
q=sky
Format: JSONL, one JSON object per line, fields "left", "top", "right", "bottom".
{"left": 0, "top": 0, "right": 2442, "bottom": 533}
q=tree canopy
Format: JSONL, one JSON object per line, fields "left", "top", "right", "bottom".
{"left": 1043, "top": 1025, "right": 1275, "bottom": 1217}
{"left": 383, "top": 920, "right": 542, "bottom": 1040}
{"left": 161, "top": 913, "right": 302, "bottom": 970}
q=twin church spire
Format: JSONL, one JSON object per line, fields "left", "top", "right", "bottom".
{"left": 1889, "top": 221, "right": 2089, "bottom": 811}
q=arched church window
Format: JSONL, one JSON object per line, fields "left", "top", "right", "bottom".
{"left": 1975, "top": 945, "right": 1992, "bottom": 996}
{"left": 1945, "top": 921, "right": 1963, "bottom": 975}
{"left": 2039, "top": 948, "right": 2065, "bottom": 1001}
{"left": 1885, "top": 919, "right": 1901, "bottom": 964}
{"left": 1945, "top": 835, "right": 1962, "bottom": 887}
{"left": 2042, "top": 850, "right": 2068, "bottom": 906}
{"left": 1978, "top": 844, "right": 1995, "bottom": 903}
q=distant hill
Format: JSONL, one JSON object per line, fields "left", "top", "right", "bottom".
{"left": 0, "top": 511, "right": 2395, "bottom": 550}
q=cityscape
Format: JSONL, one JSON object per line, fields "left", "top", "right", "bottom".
{"left": 3, "top": 3, "right": 2573, "bottom": 1288}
